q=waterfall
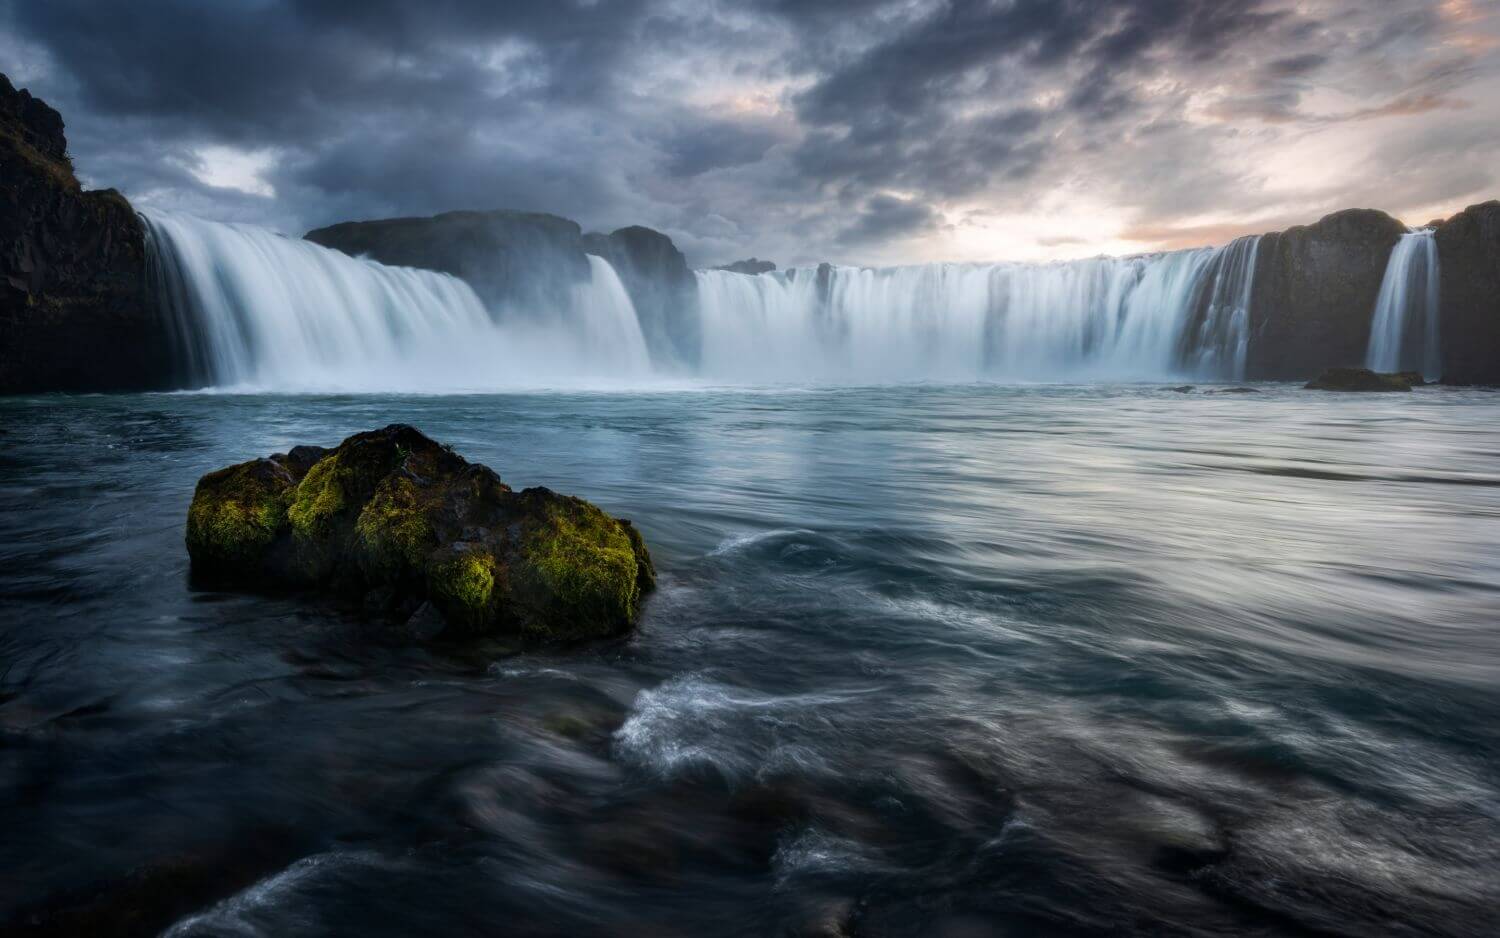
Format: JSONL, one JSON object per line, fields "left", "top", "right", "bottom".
{"left": 1366, "top": 229, "right": 1441, "bottom": 380}
{"left": 145, "top": 208, "right": 1267, "bottom": 389}
{"left": 143, "top": 210, "right": 652, "bottom": 391}
{"left": 1188, "top": 235, "right": 1261, "bottom": 380}
{"left": 696, "top": 236, "right": 1262, "bottom": 383}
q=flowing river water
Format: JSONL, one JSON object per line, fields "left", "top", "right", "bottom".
{"left": 1, "top": 385, "right": 1497, "bottom": 936}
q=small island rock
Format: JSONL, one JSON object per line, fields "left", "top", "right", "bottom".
{"left": 1303, "top": 368, "right": 1413, "bottom": 392}
{"left": 186, "top": 425, "right": 655, "bottom": 642}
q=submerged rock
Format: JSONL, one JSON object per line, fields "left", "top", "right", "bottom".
{"left": 186, "top": 425, "right": 655, "bottom": 642}
{"left": 1303, "top": 368, "right": 1413, "bottom": 392}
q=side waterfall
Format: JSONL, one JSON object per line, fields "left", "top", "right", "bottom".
{"left": 696, "top": 236, "right": 1263, "bottom": 383}
{"left": 143, "top": 210, "right": 652, "bottom": 391}
{"left": 1366, "top": 229, "right": 1441, "bottom": 380}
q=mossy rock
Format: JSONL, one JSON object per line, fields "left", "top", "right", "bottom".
{"left": 184, "top": 425, "right": 655, "bottom": 643}
{"left": 185, "top": 457, "right": 297, "bottom": 575}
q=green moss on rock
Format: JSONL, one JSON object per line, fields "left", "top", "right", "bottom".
{"left": 185, "top": 458, "right": 294, "bottom": 572}
{"left": 519, "top": 495, "right": 642, "bottom": 637}
{"left": 354, "top": 475, "right": 436, "bottom": 575}
{"left": 184, "top": 424, "right": 655, "bottom": 644}
{"left": 286, "top": 455, "right": 347, "bottom": 539}
{"left": 430, "top": 548, "right": 499, "bottom": 629}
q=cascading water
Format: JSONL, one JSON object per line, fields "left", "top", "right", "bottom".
{"left": 695, "top": 236, "right": 1263, "bottom": 383}
{"left": 145, "top": 208, "right": 1265, "bottom": 389}
{"left": 1188, "top": 234, "right": 1260, "bottom": 380}
{"left": 143, "top": 210, "right": 652, "bottom": 391}
{"left": 1366, "top": 229, "right": 1441, "bottom": 380}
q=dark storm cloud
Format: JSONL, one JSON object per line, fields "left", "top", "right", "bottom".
{"left": 662, "top": 119, "right": 784, "bottom": 178}
{"left": 838, "top": 194, "right": 939, "bottom": 245}
{"left": 2, "top": 0, "right": 1496, "bottom": 264}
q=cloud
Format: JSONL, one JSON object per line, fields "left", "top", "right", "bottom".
{"left": 2, "top": 0, "right": 1496, "bottom": 265}
{"left": 837, "top": 194, "right": 939, "bottom": 246}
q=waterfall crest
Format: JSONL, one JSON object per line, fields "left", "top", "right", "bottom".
{"left": 697, "top": 236, "right": 1263, "bottom": 383}
{"left": 143, "top": 211, "right": 652, "bottom": 391}
{"left": 146, "top": 209, "right": 1268, "bottom": 389}
{"left": 1366, "top": 230, "right": 1441, "bottom": 380}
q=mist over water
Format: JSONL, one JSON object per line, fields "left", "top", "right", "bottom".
{"left": 144, "top": 211, "right": 655, "bottom": 392}
{"left": 1366, "top": 228, "right": 1441, "bottom": 380}
{"left": 2, "top": 387, "right": 1497, "bottom": 936}
{"left": 698, "top": 235, "right": 1262, "bottom": 384}
{"left": 145, "top": 212, "right": 1264, "bottom": 390}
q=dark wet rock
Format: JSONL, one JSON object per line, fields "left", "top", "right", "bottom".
{"left": 0, "top": 73, "right": 171, "bottom": 393}
{"left": 1303, "top": 367, "right": 1412, "bottom": 392}
{"left": 1206, "top": 386, "right": 1261, "bottom": 394}
{"left": 6, "top": 826, "right": 310, "bottom": 938}
{"left": 185, "top": 424, "right": 655, "bottom": 642}
{"left": 1246, "top": 208, "right": 1408, "bottom": 381}
{"left": 305, "top": 209, "right": 592, "bottom": 317}
{"left": 1169, "top": 385, "right": 1195, "bottom": 393}
{"left": 403, "top": 601, "right": 449, "bottom": 642}
{"left": 1435, "top": 201, "right": 1500, "bottom": 385}
{"left": 582, "top": 224, "right": 700, "bottom": 367}
{"left": 307, "top": 211, "right": 702, "bottom": 368}
{"left": 715, "top": 258, "right": 777, "bottom": 275}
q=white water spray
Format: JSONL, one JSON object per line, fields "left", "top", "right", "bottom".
{"left": 143, "top": 210, "right": 653, "bottom": 391}
{"left": 145, "top": 209, "right": 1266, "bottom": 389}
{"left": 1366, "top": 229, "right": 1440, "bottom": 380}
{"left": 696, "top": 236, "right": 1263, "bottom": 383}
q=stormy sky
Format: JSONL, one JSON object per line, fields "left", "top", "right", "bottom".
{"left": 3, "top": 0, "right": 1498, "bottom": 267}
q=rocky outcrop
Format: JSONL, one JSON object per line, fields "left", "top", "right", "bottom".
{"left": 307, "top": 211, "right": 702, "bottom": 368}
{"left": 581, "top": 225, "right": 699, "bottom": 367}
{"left": 715, "top": 258, "right": 776, "bottom": 275}
{"left": 1434, "top": 201, "right": 1500, "bottom": 385}
{"left": 1303, "top": 367, "right": 1413, "bottom": 392}
{"left": 305, "top": 210, "right": 592, "bottom": 319}
{"left": 1245, "top": 209, "right": 1407, "bottom": 381}
{"left": 186, "top": 425, "right": 654, "bottom": 643}
{"left": 0, "top": 73, "right": 169, "bottom": 393}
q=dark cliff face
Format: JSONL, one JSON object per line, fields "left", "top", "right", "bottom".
{"left": 1434, "top": 201, "right": 1500, "bottom": 385}
{"left": 1245, "top": 208, "right": 1408, "bottom": 380}
{"left": 305, "top": 210, "right": 592, "bottom": 320}
{"left": 580, "top": 226, "right": 699, "bottom": 368}
{"left": 0, "top": 74, "right": 168, "bottom": 393}
{"left": 306, "top": 211, "right": 701, "bottom": 367}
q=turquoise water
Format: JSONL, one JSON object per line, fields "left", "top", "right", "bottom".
{"left": 2, "top": 384, "right": 1497, "bottom": 935}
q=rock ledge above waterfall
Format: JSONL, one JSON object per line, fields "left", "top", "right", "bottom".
{"left": 186, "top": 425, "right": 656, "bottom": 643}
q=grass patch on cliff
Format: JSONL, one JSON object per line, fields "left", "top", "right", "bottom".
{"left": 1, "top": 126, "right": 79, "bottom": 189}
